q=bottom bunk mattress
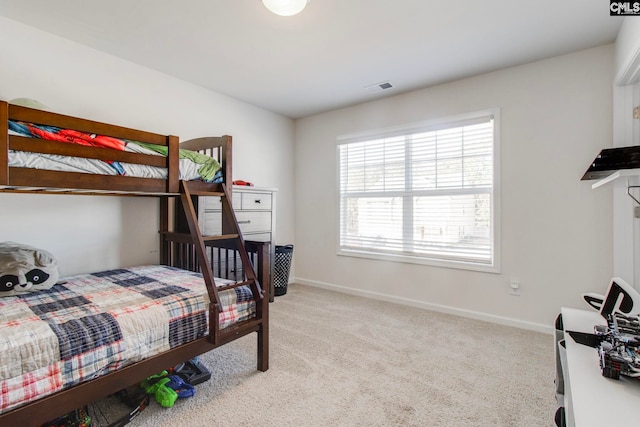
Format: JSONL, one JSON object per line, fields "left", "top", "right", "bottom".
{"left": 0, "top": 265, "right": 255, "bottom": 414}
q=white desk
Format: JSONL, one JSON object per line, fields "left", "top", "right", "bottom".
{"left": 557, "top": 307, "right": 640, "bottom": 426}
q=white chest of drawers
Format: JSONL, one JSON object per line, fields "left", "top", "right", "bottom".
{"left": 198, "top": 186, "right": 276, "bottom": 242}
{"left": 198, "top": 185, "right": 277, "bottom": 300}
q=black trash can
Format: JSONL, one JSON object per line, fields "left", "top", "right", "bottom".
{"left": 273, "top": 244, "right": 294, "bottom": 296}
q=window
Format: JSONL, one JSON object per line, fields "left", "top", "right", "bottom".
{"left": 337, "top": 110, "right": 500, "bottom": 272}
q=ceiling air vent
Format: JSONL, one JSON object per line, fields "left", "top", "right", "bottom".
{"left": 365, "top": 81, "right": 394, "bottom": 93}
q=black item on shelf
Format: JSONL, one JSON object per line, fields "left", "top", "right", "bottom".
{"left": 581, "top": 145, "right": 640, "bottom": 180}
{"left": 172, "top": 358, "right": 211, "bottom": 386}
{"left": 274, "top": 244, "right": 294, "bottom": 296}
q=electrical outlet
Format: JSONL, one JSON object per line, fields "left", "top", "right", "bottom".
{"left": 509, "top": 279, "right": 521, "bottom": 296}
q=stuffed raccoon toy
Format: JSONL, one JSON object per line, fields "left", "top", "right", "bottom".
{"left": 0, "top": 242, "right": 59, "bottom": 296}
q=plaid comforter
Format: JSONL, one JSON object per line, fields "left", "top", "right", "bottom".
{"left": 0, "top": 265, "right": 255, "bottom": 414}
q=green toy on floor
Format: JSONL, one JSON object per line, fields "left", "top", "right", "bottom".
{"left": 141, "top": 371, "right": 196, "bottom": 408}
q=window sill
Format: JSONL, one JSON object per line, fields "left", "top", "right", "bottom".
{"left": 337, "top": 248, "right": 500, "bottom": 274}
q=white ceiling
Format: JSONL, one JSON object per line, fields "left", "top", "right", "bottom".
{"left": 0, "top": 1, "right": 623, "bottom": 119}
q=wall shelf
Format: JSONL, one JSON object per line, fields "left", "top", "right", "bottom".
{"left": 589, "top": 168, "right": 640, "bottom": 189}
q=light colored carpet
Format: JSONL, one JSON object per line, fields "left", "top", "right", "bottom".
{"left": 91, "top": 284, "right": 556, "bottom": 427}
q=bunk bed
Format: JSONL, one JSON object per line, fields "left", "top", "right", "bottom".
{"left": 0, "top": 100, "right": 269, "bottom": 426}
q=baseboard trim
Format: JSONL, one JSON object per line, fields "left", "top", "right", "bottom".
{"left": 293, "top": 277, "right": 553, "bottom": 334}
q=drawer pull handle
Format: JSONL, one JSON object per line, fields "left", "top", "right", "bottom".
{"left": 254, "top": 199, "right": 261, "bottom": 204}
{"left": 238, "top": 220, "right": 251, "bottom": 224}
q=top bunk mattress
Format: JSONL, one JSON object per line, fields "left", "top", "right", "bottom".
{"left": 8, "top": 120, "right": 223, "bottom": 184}
{"left": 1, "top": 100, "right": 232, "bottom": 194}
{"left": 0, "top": 264, "right": 255, "bottom": 415}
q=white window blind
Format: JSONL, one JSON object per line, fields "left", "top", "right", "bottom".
{"left": 338, "top": 112, "right": 499, "bottom": 270}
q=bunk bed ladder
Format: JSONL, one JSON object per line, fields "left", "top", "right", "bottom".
{"left": 178, "top": 180, "right": 264, "bottom": 346}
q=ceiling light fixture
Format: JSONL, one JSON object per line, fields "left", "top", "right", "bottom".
{"left": 262, "top": 0, "right": 309, "bottom": 16}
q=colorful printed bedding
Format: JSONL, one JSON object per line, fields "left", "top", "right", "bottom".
{"left": 7, "top": 120, "right": 223, "bottom": 183}
{"left": 0, "top": 265, "right": 254, "bottom": 414}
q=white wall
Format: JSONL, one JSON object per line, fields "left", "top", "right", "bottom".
{"left": 616, "top": 17, "right": 640, "bottom": 81}
{"left": 294, "top": 45, "right": 615, "bottom": 331}
{"left": 0, "top": 16, "right": 295, "bottom": 277}
{"left": 612, "top": 18, "right": 640, "bottom": 291}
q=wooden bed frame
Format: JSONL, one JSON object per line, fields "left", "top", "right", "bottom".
{"left": 0, "top": 100, "right": 269, "bottom": 426}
